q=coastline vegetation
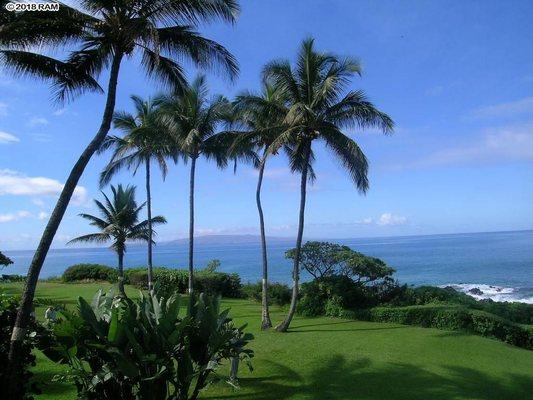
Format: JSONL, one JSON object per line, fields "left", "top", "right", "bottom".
{"left": 0, "top": 0, "right": 529, "bottom": 399}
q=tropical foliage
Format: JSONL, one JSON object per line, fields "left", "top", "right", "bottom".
{"left": 158, "top": 75, "right": 256, "bottom": 294}
{"left": 260, "top": 38, "right": 393, "bottom": 331}
{"left": 1, "top": 0, "right": 240, "bottom": 371}
{"left": 39, "top": 289, "right": 254, "bottom": 400}
{"left": 100, "top": 95, "right": 176, "bottom": 291}
{"left": 68, "top": 185, "right": 166, "bottom": 295}
{"left": 0, "top": 251, "right": 13, "bottom": 267}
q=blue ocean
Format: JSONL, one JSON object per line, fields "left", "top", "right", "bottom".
{"left": 4, "top": 230, "right": 533, "bottom": 303}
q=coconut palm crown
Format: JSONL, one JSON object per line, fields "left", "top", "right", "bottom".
{"left": 68, "top": 184, "right": 166, "bottom": 294}
{"left": 99, "top": 95, "right": 177, "bottom": 291}
{"left": 264, "top": 38, "right": 394, "bottom": 332}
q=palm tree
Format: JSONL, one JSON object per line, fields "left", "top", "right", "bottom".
{"left": 99, "top": 95, "right": 176, "bottom": 292}
{"left": 264, "top": 38, "right": 394, "bottom": 332}
{"left": 68, "top": 185, "right": 166, "bottom": 296}
{"left": 159, "top": 75, "right": 254, "bottom": 295}
{"left": 232, "top": 82, "right": 288, "bottom": 329}
{"left": 1, "top": 0, "right": 239, "bottom": 367}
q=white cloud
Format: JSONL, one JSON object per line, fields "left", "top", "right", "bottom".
{"left": 38, "top": 211, "right": 49, "bottom": 220}
{"left": 392, "top": 122, "right": 533, "bottom": 170}
{"left": 52, "top": 108, "right": 67, "bottom": 116}
{"left": 377, "top": 213, "right": 408, "bottom": 226}
{"left": 0, "top": 102, "right": 8, "bottom": 117}
{"left": 32, "top": 198, "right": 45, "bottom": 207}
{"left": 0, "top": 169, "right": 88, "bottom": 205}
{"left": 0, "top": 210, "right": 32, "bottom": 223}
{"left": 472, "top": 97, "right": 533, "bottom": 119}
{"left": 27, "top": 116, "right": 49, "bottom": 127}
{"left": 0, "top": 131, "right": 19, "bottom": 144}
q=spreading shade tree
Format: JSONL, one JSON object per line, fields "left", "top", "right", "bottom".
{"left": 159, "top": 75, "right": 256, "bottom": 295}
{"left": 264, "top": 38, "right": 394, "bottom": 332}
{"left": 0, "top": 0, "right": 239, "bottom": 372}
{"left": 100, "top": 95, "right": 176, "bottom": 292}
{"left": 231, "top": 81, "right": 289, "bottom": 329}
{"left": 68, "top": 184, "right": 166, "bottom": 295}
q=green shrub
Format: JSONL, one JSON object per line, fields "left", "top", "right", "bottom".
{"left": 125, "top": 267, "right": 243, "bottom": 298}
{"left": 324, "top": 295, "right": 344, "bottom": 318}
{"left": 62, "top": 264, "right": 117, "bottom": 283}
{"left": 0, "top": 292, "right": 39, "bottom": 399}
{"left": 298, "top": 275, "right": 373, "bottom": 317}
{"left": 359, "top": 304, "right": 533, "bottom": 350}
{"left": 384, "top": 285, "right": 533, "bottom": 325}
{"left": 242, "top": 282, "right": 291, "bottom": 306}
{"left": 38, "top": 289, "right": 254, "bottom": 400}
{"left": 0, "top": 274, "right": 26, "bottom": 282}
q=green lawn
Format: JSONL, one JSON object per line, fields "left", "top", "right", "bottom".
{"left": 3, "top": 282, "right": 533, "bottom": 400}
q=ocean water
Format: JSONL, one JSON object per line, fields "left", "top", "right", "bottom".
{"left": 4, "top": 230, "right": 533, "bottom": 303}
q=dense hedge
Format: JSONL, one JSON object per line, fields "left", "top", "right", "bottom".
{"left": 62, "top": 264, "right": 118, "bottom": 283}
{"left": 352, "top": 304, "right": 533, "bottom": 350}
{"left": 242, "top": 282, "right": 292, "bottom": 306}
{"left": 387, "top": 285, "right": 533, "bottom": 325}
{"left": 124, "top": 267, "right": 243, "bottom": 298}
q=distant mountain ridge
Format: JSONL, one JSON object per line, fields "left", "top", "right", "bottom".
{"left": 162, "top": 234, "right": 294, "bottom": 246}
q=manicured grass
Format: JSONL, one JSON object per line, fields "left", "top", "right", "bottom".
{"left": 3, "top": 282, "right": 533, "bottom": 399}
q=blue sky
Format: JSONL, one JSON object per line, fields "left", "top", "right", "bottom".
{"left": 1, "top": 0, "right": 532, "bottom": 250}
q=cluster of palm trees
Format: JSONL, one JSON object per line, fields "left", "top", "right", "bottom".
{"left": 71, "top": 39, "right": 394, "bottom": 333}
{"left": 1, "top": 0, "right": 392, "bottom": 381}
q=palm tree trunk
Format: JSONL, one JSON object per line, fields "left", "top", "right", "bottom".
{"left": 7, "top": 52, "right": 124, "bottom": 373}
{"left": 117, "top": 248, "right": 125, "bottom": 296}
{"left": 257, "top": 151, "right": 272, "bottom": 330}
{"left": 276, "top": 144, "right": 310, "bottom": 332}
{"left": 188, "top": 155, "right": 197, "bottom": 295}
{"left": 145, "top": 156, "right": 154, "bottom": 293}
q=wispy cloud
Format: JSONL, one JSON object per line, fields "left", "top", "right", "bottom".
{"left": 0, "top": 102, "right": 8, "bottom": 117}
{"left": 390, "top": 122, "right": 533, "bottom": 170}
{"left": 0, "top": 210, "right": 32, "bottom": 223}
{"left": 471, "top": 97, "right": 533, "bottom": 119}
{"left": 376, "top": 213, "right": 408, "bottom": 226}
{"left": 0, "top": 131, "right": 19, "bottom": 144}
{"left": 38, "top": 211, "right": 49, "bottom": 220}
{"left": 0, "top": 169, "right": 88, "bottom": 205}
{"left": 27, "top": 116, "right": 49, "bottom": 127}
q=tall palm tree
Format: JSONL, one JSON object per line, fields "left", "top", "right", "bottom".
{"left": 68, "top": 184, "right": 166, "bottom": 295}
{"left": 265, "top": 38, "right": 394, "bottom": 332}
{"left": 1, "top": 0, "right": 239, "bottom": 367}
{"left": 232, "top": 81, "right": 288, "bottom": 329}
{"left": 159, "top": 75, "right": 254, "bottom": 295}
{"left": 99, "top": 95, "right": 176, "bottom": 292}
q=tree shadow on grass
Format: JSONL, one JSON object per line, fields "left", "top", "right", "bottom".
{"left": 204, "top": 355, "right": 533, "bottom": 400}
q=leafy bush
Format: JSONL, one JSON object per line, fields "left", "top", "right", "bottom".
{"left": 242, "top": 282, "right": 292, "bottom": 306}
{"left": 359, "top": 304, "right": 533, "bottom": 350}
{"left": 39, "top": 289, "right": 254, "bottom": 400}
{"left": 298, "top": 275, "right": 386, "bottom": 317}
{"left": 384, "top": 285, "right": 533, "bottom": 325}
{"left": 0, "top": 274, "right": 26, "bottom": 282}
{"left": 125, "top": 267, "right": 243, "bottom": 298}
{"left": 62, "top": 264, "right": 117, "bottom": 283}
{"left": 0, "top": 293, "right": 39, "bottom": 399}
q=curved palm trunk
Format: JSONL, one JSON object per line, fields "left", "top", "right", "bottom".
{"left": 145, "top": 156, "right": 154, "bottom": 293}
{"left": 256, "top": 152, "right": 272, "bottom": 330}
{"left": 117, "top": 248, "right": 125, "bottom": 296}
{"left": 276, "top": 144, "right": 310, "bottom": 332}
{"left": 7, "top": 53, "right": 123, "bottom": 371}
{"left": 188, "top": 155, "right": 197, "bottom": 295}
